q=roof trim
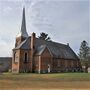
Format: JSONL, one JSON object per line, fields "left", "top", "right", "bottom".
{"left": 38, "top": 45, "right": 53, "bottom": 57}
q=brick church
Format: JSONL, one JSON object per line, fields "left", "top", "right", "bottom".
{"left": 12, "top": 8, "right": 81, "bottom": 73}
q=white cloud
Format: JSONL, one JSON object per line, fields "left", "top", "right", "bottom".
{"left": 3, "top": 6, "right": 12, "bottom": 14}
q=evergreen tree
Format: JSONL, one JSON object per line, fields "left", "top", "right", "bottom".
{"left": 78, "top": 40, "right": 90, "bottom": 68}
{"left": 38, "top": 32, "right": 51, "bottom": 41}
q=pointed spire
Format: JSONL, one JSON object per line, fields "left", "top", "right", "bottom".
{"left": 17, "top": 7, "right": 28, "bottom": 38}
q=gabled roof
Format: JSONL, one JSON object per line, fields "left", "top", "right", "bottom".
{"left": 14, "top": 37, "right": 30, "bottom": 50}
{"left": 35, "top": 39, "right": 78, "bottom": 60}
{"left": 35, "top": 45, "right": 52, "bottom": 56}
{"left": 36, "top": 45, "right": 47, "bottom": 55}
{"left": 14, "top": 37, "right": 79, "bottom": 60}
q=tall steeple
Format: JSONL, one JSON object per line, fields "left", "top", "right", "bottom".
{"left": 15, "top": 7, "right": 28, "bottom": 47}
{"left": 17, "top": 7, "right": 28, "bottom": 38}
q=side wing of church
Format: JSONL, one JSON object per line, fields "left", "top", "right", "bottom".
{"left": 12, "top": 8, "right": 82, "bottom": 73}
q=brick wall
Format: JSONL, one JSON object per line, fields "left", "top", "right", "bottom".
{"left": 52, "top": 58, "right": 81, "bottom": 72}
{"left": 19, "top": 49, "right": 31, "bottom": 72}
{"left": 12, "top": 50, "right": 20, "bottom": 73}
{"left": 39, "top": 48, "right": 52, "bottom": 73}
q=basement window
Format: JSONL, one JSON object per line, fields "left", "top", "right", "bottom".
{"left": 24, "top": 52, "right": 28, "bottom": 63}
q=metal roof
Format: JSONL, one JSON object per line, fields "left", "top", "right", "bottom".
{"left": 14, "top": 37, "right": 79, "bottom": 60}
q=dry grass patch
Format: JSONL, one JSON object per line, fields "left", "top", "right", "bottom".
{"left": 0, "top": 73, "right": 90, "bottom": 90}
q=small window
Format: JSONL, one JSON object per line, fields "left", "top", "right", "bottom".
{"left": 24, "top": 52, "right": 28, "bottom": 63}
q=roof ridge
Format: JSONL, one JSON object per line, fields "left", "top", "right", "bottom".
{"left": 36, "top": 38, "right": 67, "bottom": 47}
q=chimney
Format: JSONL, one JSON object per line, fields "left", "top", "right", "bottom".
{"left": 67, "top": 43, "right": 69, "bottom": 46}
{"left": 31, "top": 32, "right": 36, "bottom": 72}
{"left": 31, "top": 32, "right": 36, "bottom": 50}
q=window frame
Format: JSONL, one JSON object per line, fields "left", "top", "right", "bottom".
{"left": 24, "top": 52, "right": 28, "bottom": 63}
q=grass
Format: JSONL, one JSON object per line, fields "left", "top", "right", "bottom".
{"left": 0, "top": 73, "right": 90, "bottom": 90}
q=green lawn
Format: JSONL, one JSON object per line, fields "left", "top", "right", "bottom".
{"left": 0, "top": 73, "right": 90, "bottom": 90}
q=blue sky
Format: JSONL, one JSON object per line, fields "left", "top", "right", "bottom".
{"left": 0, "top": 0, "right": 89, "bottom": 57}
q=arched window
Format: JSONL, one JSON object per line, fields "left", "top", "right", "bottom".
{"left": 24, "top": 52, "right": 28, "bottom": 63}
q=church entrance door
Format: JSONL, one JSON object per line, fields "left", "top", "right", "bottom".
{"left": 48, "top": 64, "right": 50, "bottom": 73}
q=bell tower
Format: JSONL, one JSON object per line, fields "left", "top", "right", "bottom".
{"left": 15, "top": 7, "right": 28, "bottom": 47}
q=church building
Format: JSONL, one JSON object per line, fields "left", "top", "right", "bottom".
{"left": 12, "top": 8, "right": 81, "bottom": 73}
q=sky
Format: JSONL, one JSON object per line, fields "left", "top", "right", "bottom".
{"left": 0, "top": 0, "right": 89, "bottom": 57}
